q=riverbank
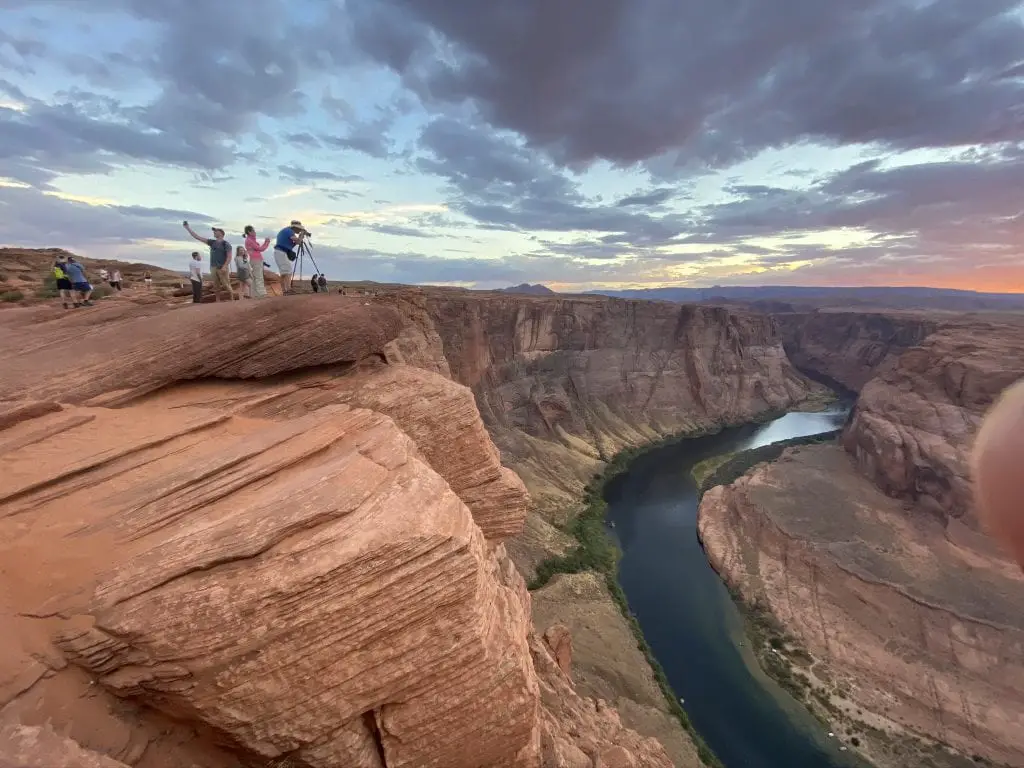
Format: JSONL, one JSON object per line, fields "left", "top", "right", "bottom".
{"left": 527, "top": 403, "right": 840, "bottom": 768}
{"left": 697, "top": 440, "right": 1020, "bottom": 768}
{"left": 529, "top": 426, "right": 737, "bottom": 768}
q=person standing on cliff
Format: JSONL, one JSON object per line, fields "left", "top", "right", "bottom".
{"left": 187, "top": 251, "right": 203, "bottom": 303}
{"left": 183, "top": 221, "right": 234, "bottom": 302}
{"left": 243, "top": 225, "right": 271, "bottom": 299}
{"left": 272, "top": 220, "right": 307, "bottom": 294}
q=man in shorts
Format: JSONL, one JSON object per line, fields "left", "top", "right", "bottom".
{"left": 273, "top": 220, "right": 307, "bottom": 294}
{"left": 183, "top": 221, "right": 234, "bottom": 301}
{"left": 53, "top": 256, "right": 75, "bottom": 309}
{"left": 64, "top": 256, "right": 93, "bottom": 306}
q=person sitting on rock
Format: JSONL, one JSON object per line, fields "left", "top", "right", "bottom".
{"left": 53, "top": 256, "right": 75, "bottom": 309}
{"left": 310, "top": 273, "right": 320, "bottom": 293}
{"left": 64, "top": 256, "right": 93, "bottom": 306}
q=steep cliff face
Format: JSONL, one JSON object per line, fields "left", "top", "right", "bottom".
{"left": 842, "top": 320, "right": 1024, "bottom": 527}
{"left": 698, "top": 445, "right": 1024, "bottom": 767}
{"left": 0, "top": 296, "right": 677, "bottom": 768}
{"left": 698, "top": 313, "right": 1024, "bottom": 767}
{"left": 777, "top": 311, "right": 937, "bottom": 392}
{"left": 382, "top": 291, "right": 819, "bottom": 518}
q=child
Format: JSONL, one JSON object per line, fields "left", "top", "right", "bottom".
{"left": 143, "top": 271, "right": 152, "bottom": 290}
{"left": 235, "top": 246, "right": 252, "bottom": 299}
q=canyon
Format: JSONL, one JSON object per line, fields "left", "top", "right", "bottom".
{"left": 699, "top": 310, "right": 1024, "bottom": 767}
{"left": 0, "top": 283, "right": 825, "bottom": 768}
{"left": 2, "top": 265, "right": 1020, "bottom": 768}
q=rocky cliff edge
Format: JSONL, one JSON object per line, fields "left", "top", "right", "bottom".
{"left": 0, "top": 296, "right": 673, "bottom": 768}
{"left": 699, "top": 315, "right": 1024, "bottom": 766}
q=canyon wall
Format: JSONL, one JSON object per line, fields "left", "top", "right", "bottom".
{"left": 699, "top": 313, "right": 1024, "bottom": 767}
{"left": 843, "top": 319, "right": 1024, "bottom": 527}
{"left": 0, "top": 296, "right": 680, "bottom": 768}
{"left": 777, "top": 310, "right": 938, "bottom": 392}
{"left": 382, "top": 291, "right": 820, "bottom": 520}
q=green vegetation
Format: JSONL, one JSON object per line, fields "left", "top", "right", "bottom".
{"left": 36, "top": 274, "right": 59, "bottom": 299}
{"left": 0, "top": 290, "right": 24, "bottom": 303}
{"left": 691, "top": 452, "right": 735, "bottom": 487}
{"left": 528, "top": 429, "right": 737, "bottom": 768}
{"left": 697, "top": 429, "right": 841, "bottom": 497}
{"left": 525, "top": 407, "right": 839, "bottom": 768}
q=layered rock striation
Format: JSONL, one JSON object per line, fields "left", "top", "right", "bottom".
{"left": 380, "top": 291, "right": 820, "bottom": 518}
{"left": 0, "top": 295, "right": 681, "bottom": 768}
{"left": 699, "top": 315, "right": 1024, "bottom": 767}
{"left": 843, "top": 319, "right": 1024, "bottom": 527}
{"left": 777, "top": 310, "right": 937, "bottom": 392}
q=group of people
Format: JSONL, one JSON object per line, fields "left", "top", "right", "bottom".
{"left": 53, "top": 255, "right": 97, "bottom": 308}
{"left": 182, "top": 219, "right": 315, "bottom": 303}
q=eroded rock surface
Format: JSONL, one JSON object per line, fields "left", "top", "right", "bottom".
{"left": 699, "top": 444, "right": 1024, "bottom": 767}
{"left": 0, "top": 295, "right": 681, "bottom": 768}
{"left": 377, "top": 292, "right": 821, "bottom": 519}
{"left": 843, "top": 319, "right": 1024, "bottom": 527}
{"left": 699, "top": 316, "right": 1024, "bottom": 766}
{"left": 777, "top": 311, "right": 937, "bottom": 392}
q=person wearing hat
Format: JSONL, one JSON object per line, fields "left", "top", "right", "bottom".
{"left": 273, "top": 220, "right": 307, "bottom": 294}
{"left": 183, "top": 220, "right": 235, "bottom": 302}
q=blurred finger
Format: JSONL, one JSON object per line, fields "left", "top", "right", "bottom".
{"left": 972, "top": 378, "right": 1024, "bottom": 569}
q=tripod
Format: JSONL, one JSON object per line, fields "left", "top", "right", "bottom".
{"left": 294, "top": 237, "right": 321, "bottom": 284}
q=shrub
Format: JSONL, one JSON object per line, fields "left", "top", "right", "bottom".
{"left": 0, "top": 290, "right": 24, "bottom": 303}
{"left": 36, "top": 274, "right": 59, "bottom": 299}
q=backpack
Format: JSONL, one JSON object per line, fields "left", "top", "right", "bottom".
{"left": 53, "top": 264, "right": 67, "bottom": 280}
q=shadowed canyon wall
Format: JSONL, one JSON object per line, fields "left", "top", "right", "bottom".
{"left": 700, "top": 312, "right": 1024, "bottom": 767}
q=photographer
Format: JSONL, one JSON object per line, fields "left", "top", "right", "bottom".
{"left": 273, "top": 220, "right": 308, "bottom": 294}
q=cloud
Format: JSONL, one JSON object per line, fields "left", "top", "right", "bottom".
{"left": 349, "top": 0, "right": 1024, "bottom": 169}
{"left": 414, "top": 116, "right": 690, "bottom": 243}
{"left": 277, "top": 165, "right": 364, "bottom": 184}
{"left": 0, "top": 184, "right": 214, "bottom": 250}
{"left": 616, "top": 188, "right": 678, "bottom": 207}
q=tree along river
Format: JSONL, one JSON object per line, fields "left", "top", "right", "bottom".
{"left": 605, "top": 406, "right": 869, "bottom": 768}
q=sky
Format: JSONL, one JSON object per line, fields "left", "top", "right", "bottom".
{"left": 1, "top": 0, "right": 1023, "bottom": 292}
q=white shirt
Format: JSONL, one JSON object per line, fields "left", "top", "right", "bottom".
{"left": 188, "top": 260, "right": 203, "bottom": 282}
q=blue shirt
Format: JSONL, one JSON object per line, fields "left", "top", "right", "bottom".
{"left": 65, "top": 262, "right": 86, "bottom": 283}
{"left": 275, "top": 227, "right": 296, "bottom": 253}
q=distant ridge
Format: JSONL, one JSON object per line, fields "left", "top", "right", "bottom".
{"left": 501, "top": 283, "right": 556, "bottom": 295}
{"left": 586, "top": 285, "right": 1024, "bottom": 312}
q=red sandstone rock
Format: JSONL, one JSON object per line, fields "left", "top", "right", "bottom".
{"left": 843, "top": 320, "right": 1024, "bottom": 526}
{"left": 0, "top": 294, "right": 680, "bottom": 768}
{"left": 544, "top": 625, "right": 574, "bottom": 677}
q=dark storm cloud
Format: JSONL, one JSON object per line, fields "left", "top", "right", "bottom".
{"left": 2, "top": 0, "right": 327, "bottom": 184}
{"left": 348, "top": 0, "right": 1024, "bottom": 168}
{"left": 415, "top": 116, "right": 691, "bottom": 240}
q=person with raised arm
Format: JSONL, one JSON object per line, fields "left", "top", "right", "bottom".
{"left": 183, "top": 220, "right": 234, "bottom": 302}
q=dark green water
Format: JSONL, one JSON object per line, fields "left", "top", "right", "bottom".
{"left": 605, "top": 408, "right": 866, "bottom": 768}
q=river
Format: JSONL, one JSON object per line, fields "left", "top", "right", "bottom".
{"left": 605, "top": 406, "right": 865, "bottom": 768}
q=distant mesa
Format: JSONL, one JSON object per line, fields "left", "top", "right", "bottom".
{"left": 500, "top": 283, "right": 556, "bottom": 295}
